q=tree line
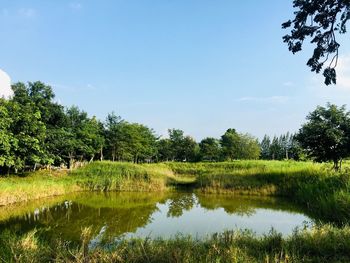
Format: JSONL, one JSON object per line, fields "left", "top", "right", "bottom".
{"left": 260, "top": 133, "right": 302, "bottom": 161}
{"left": 0, "top": 82, "right": 260, "bottom": 173}
{"left": 1, "top": 81, "right": 349, "bottom": 173}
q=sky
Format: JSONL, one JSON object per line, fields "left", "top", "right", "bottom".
{"left": 1, "top": 0, "right": 350, "bottom": 140}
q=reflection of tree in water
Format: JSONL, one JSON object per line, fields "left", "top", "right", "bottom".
{"left": 197, "top": 195, "right": 265, "bottom": 217}
{"left": 0, "top": 192, "right": 167, "bottom": 244}
{"left": 200, "top": 196, "right": 256, "bottom": 216}
{"left": 197, "top": 194, "right": 306, "bottom": 217}
{"left": 0, "top": 191, "right": 317, "bottom": 246}
{"left": 166, "top": 193, "right": 196, "bottom": 218}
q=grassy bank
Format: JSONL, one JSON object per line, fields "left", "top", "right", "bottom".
{"left": 1, "top": 161, "right": 350, "bottom": 262}
{"left": 167, "top": 161, "right": 350, "bottom": 224}
{"left": 1, "top": 161, "right": 350, "bottom": 224}
{"left": 0, "top": 170, "right": 78, "bottom": 206}
{"left": 0, "top": 162, "right": 191, "bottom": 206}
{"left": 1, "top": 225, "right": 349, "bottom": 263}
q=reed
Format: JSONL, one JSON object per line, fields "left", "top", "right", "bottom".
{"left": 1, "top": 160, "right": 349, "bottom": 224}
{"left": 168, "top": 161, "right": 350, "bottom": 224}
{"left": 1, "top": 225, "right": 349, "bottom": 262}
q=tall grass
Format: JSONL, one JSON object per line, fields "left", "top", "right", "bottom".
{"left": 71, "top": 162, "right": 168, "bottom": 192}
{"left": 1, "top": 160, "right": 349, "bottom": 224}
{"left": 1, "top": 160, "right": 350, "bottom": 261}
{"left": 0, "top": 170, "right": 79, "bottom": 206}
{"left": 1, "top": 225, "right": 350, "bottom": 262}
{"left": 167, "top": 161, "right": 350, "bottom": 224}
{"left": 0, "top": 162, "right": 173, "bottom": 206}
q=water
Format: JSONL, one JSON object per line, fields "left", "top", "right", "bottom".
{"left": 0, "top": 192, "right": 315, "bottom": 244}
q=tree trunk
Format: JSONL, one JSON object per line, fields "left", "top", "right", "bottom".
{"left": 69, "top": 153, "right": 74, "bottom": 170}
{"left": 112, "top": 146, "right": 116, "bottom": 162}
{"left": 333, "top": 159, "right": 339, "bottom": 171}
{"left": 100, "top": 146, "right": 103, "bottom": 161}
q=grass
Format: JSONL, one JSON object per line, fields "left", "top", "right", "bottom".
{"left": 165, "top": 161, "right": 350, "bottom": 224}
{"left": 1, "top": 160, "right": 350, "bottom": 261}
{"left": 0, "top": 170, "right": 79, "bottom": 206}
{"left": 1, "top": 160, "right": 350, "bottom": 224}
{"left": 0, "top": 161, "right": 196, "bottom": 206}
{"left": 0, "top": 162, "right": 170, "bottom": 206}
{"left": 1, "top": 225, "right": 350, "bottom": 262}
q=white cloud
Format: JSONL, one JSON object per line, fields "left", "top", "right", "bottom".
{"left": 237, "top": 96, "right": 289, "bottom": 104}
{"left": 18, "top": 8, "right": 37, "bottom": 18}
{"left": 0, "top": 69, "right": 13, "bottom": 99}
{"left": 69, "top": 2, "right": 82, "bottom": 10}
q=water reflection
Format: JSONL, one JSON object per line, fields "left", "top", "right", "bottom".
{"left": 167, "top": 193, "right": 196, "bottom": 217}
{"left": 0, "top": 192, "right": 315, "bottom": 243}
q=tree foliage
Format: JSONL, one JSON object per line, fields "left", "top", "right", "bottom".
{"left": 104, "top": 113, "right": 157, "bottom": 163}
{"left": 199, "top": 137, "right": 221, "bottom": 161}
{"left": 282, "top": 0, "right": 350, "bottom": 85}
{"left": 260, "top": 133, "right": 302, "bottom": 161}
{"left": 296, "top": 103, "right": 350, "bottom": 170}
{"left": 0, "top": 99, "right": 18, "bottom": 171}
{"left": 3, "top": 80, "right": 348, "bottom": 174}
{"left": 157, "top": 129, "right": 199, "bottom": 162}
{"left": 220, "top": 129, "right": 260, "bottom": 160}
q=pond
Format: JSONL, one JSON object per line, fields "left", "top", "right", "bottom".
{"left": 0, "top": 192, "right": 315, "bottom": 245}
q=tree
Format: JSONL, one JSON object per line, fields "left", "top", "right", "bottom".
{"left": 8, "top": 100, "right": 46, "bottom": 170}
{"left": 105, "top": 115, "right": 157, "bottom": 163}
{"left": 59, "top": 106, "right": 85, "bottom": 168}
{"left": 79, "top": 116, "right": 105, "bottom": 162}
{"left": 125, "top": 123, "right": 157, "bottom": 163}
{"left": 199, "top": 137, "right": 221, "bottom": 161}
{"left": 220, "top": 129, "right": 240, "bottom": 160}
{"left": 0, "top": 99, "right": 18, "bottom": 173}
{"left": 282, "top": 0, "right": 350, "bottom": 85}
{"left": 181, "top": 136, "right": 199, "bottom": 162}
{"left": 157, "top": 138, "right": 172, "bottom": 162}
{"left": 279, "top": 133, "right": 290, "bottom": 160}
{"left": 105, "top": 112, "right": 124, "bottom": 161}
{"left": 296, "top": 103, "right": 350, "bottom": 170}
{"left": 235, "top": 133, "right": 260, "bottom": 160}
{"left": 269, "top": 136, "right": 281, "bottom": 160}
{"left": 162, "top": 129, "right": 199, "bottom": 162}
{"left": 168, "top": 129, "right": 185, "bottom": 161}
{"left": 221, "top": 129, "right": 260, "bottom": 160}
{"left": 12, "top": 81, "right": 62, "bottom": 126}
{"left": 288, "top": 134, "right": 304, "bottom": 161}
{"left": 260, "top": 135, "right": 271, "bottom": 159}
{"left": 12, "top": 82, "right": 67, "bottom": 166}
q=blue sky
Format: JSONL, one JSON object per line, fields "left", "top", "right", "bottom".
{"left": 1, "top": 1, "right": 350, "bottom": 140}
